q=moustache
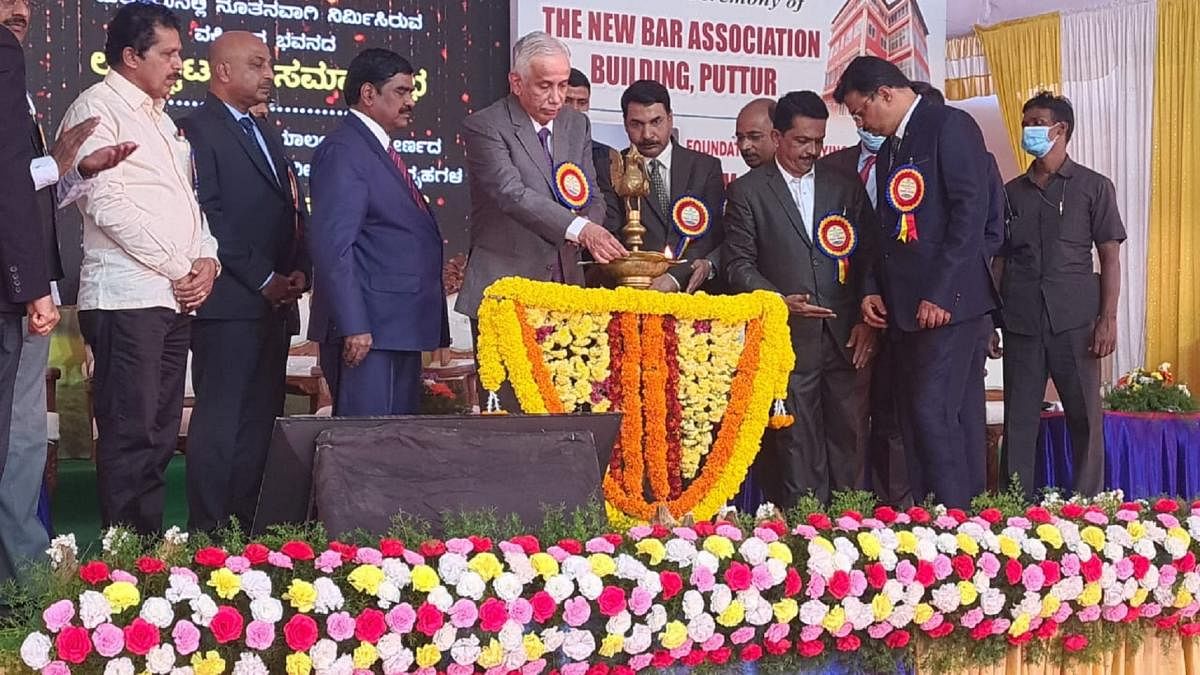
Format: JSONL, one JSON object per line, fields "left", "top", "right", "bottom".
{"left": 3, "top": 19, "right": 28, "bottom": 28}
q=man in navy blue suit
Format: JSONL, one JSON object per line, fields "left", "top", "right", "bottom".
{"left": 834, "top": 57, "right": 1000, "bottom": 508}
{"left": 308, "top": 48, "right": 448, "bottom": 416}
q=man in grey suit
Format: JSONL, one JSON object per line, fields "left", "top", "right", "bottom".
{"left": 724, "top": 91, "right": 879, "bottom": 506}
{"left": 456, "top": 32, "right": 625, "bottom": 321}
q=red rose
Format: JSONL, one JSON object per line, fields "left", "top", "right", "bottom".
{"left": 54, "top": 626, "right": 92, "bottom": 664}
{"left": 841, "top": 509, "right": 863, "bottom": 522}
{"left": 194, "top": 546, "right": 229, "bottom": 568}
{"left": 1040, "top": 560, "right": 1061, "bottom": 586}
{"left": 1081, "top": 555, "right": 1102, "bottom": 583}
{"left": 970, "top": 620, "right": 993, "bottom": 641}
{"left": 280, "top": 540, "right": 315, "bottom": 561}
{"left": 765, "top": 639, "right": 791, "bottom": 655}
{"left": 1155, "top": 498, "right": 1179, "bottom": 514}
{"left": 284, "top": 615, "right": 319, "bottom": 651}
{"left": 1005, "top": 559, "right": 1023, "bottom": 585}
{"left": 760, "top": 520, "right": 788, "bottom": 537}
{"left": 884, "top": 630, "right": 911, "bottom": 649}
{"left": 651, "top": 651, "right": 674, "bottom": 669}
{"left": 479, "top": 598, "right": 509, "bottom": 632}
{"left": 210, "top": 605, "right": 244, "bottom": 644}
{"left": 874, "top": 506, "right": 898, "bottom": 524}
{"left": 1125, "top": 606, "right": 1141, "bottom": 623}
{"left": 416, "top": 602, "right": 444, "bottom": 636}
{"left": 979, "top": 508, "right": 1003, "bottom": 525}
{"left": 866, "top": 563, "right": 887, "bottom": 590}
{"left": 681, "top": 649, "right": 707, "bottom": 667}
{"left": 828, "top": 570, "right": 851, "bottom": 599}
{"left": 1182, "top": 623, "right": 1200, "bottom": 637}
{"left": 928, "top": 623, "right": 954, "bottom": 639}
{"left": 915, "top": 561, "right": 935, "bottom": 587}
{"left": 706, "top": 647, "right": 731, "bottom": 665}
{"left": 1063, "top": 634, "right": 1088, "bottom": 652}
{"left": 693, "top": 522, "right": 715, "bottom": 537}
{"left": 1179, "top": 552, "right": 1197, "bottom": 574}
{"left": 907, "top": 506, "right": 931, "bottom": 524}
{"left": 418, "top": 539, "right": 446, "bottom": 558}
{"left": 135, "top": 556, "right": 166, "bottom": 575}
{"left": 659, "top": 571, "right": 683, "bottom": 600}
{"left": 122, "top": 617, "right": 160, "bottom": 656}
{"left": 469, "top": 535, "right": 493, "bottom": 553}
{"left": 530, "top": 591, "right": 557, "bottom": 623}
{"left": 379, "top": 538, "right": 406, "bottom": 558}
{"left": 601, "top": 533, "right": 623, "bottom": 547}
{"left": 355, "top": 608, "right": 388, "bottom": 644}
{"left": 1157, "top": 614, "right": 1181, "bottom": 630}
{"left": 1036, "top": 619, "right": 1059, "bottom": 639}
{"left": 650, "top": 524, "right": 670, "bottom": 539}
{"left": 1008, "top": 632, "right": 1034, "bottom": 647}
{"left": 1129, "top": 555, "right": 1150, "bottom": 580}
{"left": 835, "top": 634, "right": 861, "bottom": 652}
{"left": 723, "top": 562, "right": 753, "bottom": 591}
{"left": 1120, "top": 502, "right": 1141, "bottom": 514}
{"left": 242, "top": 543, "right": 270, "bottom": 566}
{"left": 1026, "top": 506, "right": 1052, "bottom": 524}
{"left": 798, "top": 640, "right": 824, "bottom": 658}
{"left": 739, "top": 644, "right": 763, "bottom": 661}
{"left": 597, "top": 586, "right": 627, "bottom": 617}
{"left": 510, "top": 535, "right": 541, "bottom": 554}
{"left": 1061, "top": 503, "right": 1085, "bottom": 519}
{"left": 586, "top": 663, "right": 609, "bottom": 675}
{"left": 79, "top": 560, "right": 110, "bottom": 585}
{"left": 785, "top": 567, "right": 803, "bottom": 596}
{"left": 612, "top": 667, "right": 635, "bottom": 675}
{"left": 946, "top": 509, "right": 968, "bottom": 524}
{"left": 806, "top": 513, "right": 832, "bottom": 530}
{"left": 952, "top": 555, "right": 975, "bottom": 581}
{"left": 328, "top": 541, "right": 358, "bottom": 563}
{"left": 557, "top": 539, "right": 583, "bottom": 555}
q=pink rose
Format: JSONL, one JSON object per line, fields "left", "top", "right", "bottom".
{"left": 508, "top": 598, "right": 533, "bottom": 625}
{"left": 401, "top": 549, "right": 425, "bottom": 566}
{"left": 448, "top": 665, "right": 474, "bottom": 675}
{"left": 355, "top": 548, "right": 384, "bottom": 565}
{"left": 108, "top": 570, "right": 138, "bottom": 585}
{"left": 715, "top": 524, "right": 743, "bottom": 540}
{"left": 978, "top": 552, "right": 1000, "bottom": 578}
{"left": 172, "top": 620, "right": 201, "bottom": 655}
{"left": 1022, "top": 565, "right": 1046, "bottom": 593}
{"left": 752, "top": 527, "right": 779, "bottom": 543}
{"left": 701, "top": 634, "right": 725, "bottom": 651}
{"left": 1114, "top": 558, "right": 1134, "bottom": 580}
{"left": 1083, "top": 510, "right": 1109, "bottom": 525}
{"left": 326, "top": 612, "right": 356, "bottom": 642}
{"left": 867, "top": 622, "right": 893, "bottom": 639}
{"left": 730, "top": 627, "right": 755, "bottom": 645}
{"left": 545, "top": 546, "right": 570, "bottom": 562}
{"left": 91, "top": 623, "right": 125, "bottom": 658}
{"left": 522, "top": 659, "right": 548, "bottom": 675}
{"left": 585, "top": 537, "right": 616, "bottom": 554}
{"left": 628, "top": 654, "right": 653, "bottom": 671}
{"left": 848, "top": 570, "right": 868, "bottom": 596}
{"left": 245, "top": 620, "right": 275, "bottom": 650}
{"left": 444, "top": 538, "right": 474, "bottom": 556}
{"left": 561, "top": 663, "right": 589, "bottom": 675}
{"left": 751, "top": 564, "right": 774, "bottom": 591}
{"left": 628, "top": 525, "right": 653, "bottom": 540}
{"left": 42, "top": 661, "right": 71, "bottom": 675}
{"left": 960, "top": 608, "right": 985, "bottom": 629}
{"left": 387, "top": 603, "right": 417, "bottom": 634}
{"left": 629, "top": 586, "right": 653, "bottom": 616}
{"left": 689, "top": 565, "right": 715, "bottom": 592}
{"left": 672, "top": 527, "right": 698, "bottom": 541}
{"left": 563, "top": 597, "right": 591, "bottom": 627}
{"left": 835, "top": 516, "right": 862, "bottom": 531}
{"left": 764, "top": 623, "right": 789, "bottom": 643}
{"left": 1077, "top": 606, "right": 1102, "bottom": 623}
{"left": 224, "top": 556, "right": 251, "bottom": 573}
{"left": 449, "top": 599, "right": 478, "bottom": 628}
{"left": 931, "top": 555, "right": 953, "bottom": 581}
{"left": 894, "top": 560, "right": 916, "bottom": 585}
{"left": 806, "top": 574, "right": 827, "bottom": 598}
{"left": 800, "top": 625, "right": 823, "bottom": 642}
{"left": 315, "top": 550, "right": 344, "bottom": 574}
{"left": 1103, "top": 605, "right": 1129, "bottom": 622}
{"left": 42, "top": 600, "right": 75, "bottom": 633}
{"left": 170, "top": 566, "right": 199, "bottom": 583}
{"left": 267, "top": 552, "right": 293, "bottom": 569}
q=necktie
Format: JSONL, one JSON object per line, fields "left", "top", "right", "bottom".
{"left": 859, "top": 153, "right": 876, "bottom": 186}
{"left": 536, "top": 126, "right": 554, "bottom": 170}
{"left": 388, "top": 147, "right": 429, "bottom": 212}
{"left": 237, "top": 116, "right": 278, "bottom": 184}
{"left": 649, "top": 159, "right": 670, "bottom": 217}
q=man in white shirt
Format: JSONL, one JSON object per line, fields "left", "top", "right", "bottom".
{"left": 0, "top": 0, "right": 136, "bottom": 583}
{"left": 59, "top": 2, "right": 219, "bottom": 535}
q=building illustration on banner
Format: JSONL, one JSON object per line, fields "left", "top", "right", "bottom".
{"left": 823, "top": 0, "right": 931, "bottom": 107}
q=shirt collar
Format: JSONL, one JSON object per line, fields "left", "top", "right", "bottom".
{"left": 894, "top": 94, "right": 922, "bottom": 141}
{"left": 858, "top": 143, "right": 877, "bottom": 163}
{"left": 350, "top": 108, "right": 392, "bottom": 150}
{"left": 529, "top": 115, "right": 554, "bottom": 136}
{"left": 104, "top": 69, "right": 160, "bottom": 113}
{"left": 1023, "top": 156, "right": 1077, "bottom": 183}
{"left": 776, "top": 157, "right": 814, "bottom": 184}
{"left": 221, "top": 100, "right": 253, "bottom": 124}
{"left": 646, "top": 141, "right": 674, "bottom": 171}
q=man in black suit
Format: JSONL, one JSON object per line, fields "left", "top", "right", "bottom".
{"left": 725, "top": 91, "right": 879, "bottom": 506}
{"left": 835, "top": 57, "right": 1000, "bottom": 508}
{"left": 602, "top": 80, "right": 724, "bottom": 293}
{"left": 177, "top": 32, "right": 310, "bottom": 532}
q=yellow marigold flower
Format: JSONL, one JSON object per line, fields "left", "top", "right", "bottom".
{"left": 415, "top": 644, "right": 441, "bottom": 669}
{"left": 285, "top": 652, "right": 312, "bottom": 675}
{"left": 1131, "top": 589, "right": 1149, "bottom": 608}
{"left": 1079, "top": 583, "right": 1102, "bottom": 607}
{"left": 772, "top": 599, "right": 799, "bottom": 624}
{"left": 206, "top": 568, "right": 241, "bottom": 601}
{"left": 1128, "top": 521, "right": 1146, "bottom": 540}
{"left": 997, "top": 535, "right": 1021, "bottom": 560}
{"left": 811, "top": 536, "right": 836, "bottom": 555}
{"left": 822, "top": 606, "right": 846, "bottom": 632}
{"left": 523, "top": 634, "right": 547, "bottom": 661}
{"left": 766, "top": 541, "right": 793, "bottom": 564}
{"left": 856, "top": 532, "right": 882, "bottom": 560}
{"left": 589, "top": 553, "right": 617, "bottom": 577}
{"left": 529, "top": 552, "right": 559, "bottom": 579}
{"left": 703, "top": 536, "right": 735, "bottom": 559}
{"left": 1035, "top": 524, "right": 1064, "bottom": 549}
{"left": 660, "top": 620, "right": 688, "bottom": 649}
{"left": 478, "top": 639, "right": 504, "bottom": 669}
{"left": 956, "top": 533, "right": 979, "bottom": 556}
{"left": 348, "top": 564, "right": 385, "bottom": 596}
{"left": 896, "top": 531, "right": 918, "bottom": 554}
{"left": 599, "top": 633, "right": 625, "bottom": 658}
{"left": 1040, "top": 595, "right": 1061, "bottom": 618}
{"left": 634, "top": 539, "right": 666, "bottom": 566}
{"left": 283, "top": 579, "right": 316, "bottom": 613}
{"left": 192, "top": 650, "right": 227, "bottom": 675}
{"left": 468, "top": 553, "right": 503, "bottom": 582}
{"left": 914, "top": 603, "right": 934, "bottom": 625}
{"left": 957, "top": 581, "right": 978, "bottom": 606}
{"left": 872, "top": 594, "right": 894, "bottom": 621}
{"left": 353, "top": 643, "right": 378, "bottom": 669}
{"left": 1176, "top": 590, "right": 1194, "bottom": 609}
{"left": 1080, "top": 526, "right": 1106, "bottom": 551}
{"left": 717, "top": 600, "right": 745, "bottom": 627}
{"left": 1009, "top": 613, "right": 1030, "bottom": 637}
{"left": 102, "top": 581, "right": 140, "bottom": 613}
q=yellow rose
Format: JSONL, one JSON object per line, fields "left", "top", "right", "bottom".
{"left": 634, "top": 539, "right": 666, "bottom": 566}
{"left": 1131, "top": 589, "right": 1149, "bottom": 608}
{"left": 1169, "top": 527, "right": 1192, "bottom": 548}
{"left": 286, "top": 652, "right": 312, "bottom": 675}
{"left": 772, "top": 599, "right": 799, "bottom": 624}
{"left": 997, "top": 535, "right": 1021, "bottom": 560}
{"left": 822, "top": 606, "right": 846, "bottom": 632}
{"left": 599, "top": 633, "right": 624, "bottom": 658}
{"left": 192, "top": 651, "right": 227, "bottom": 675}
{"left": 717, "top": 600, "right": 745, "bottom": 627}
{"left": 872, "top": 594, "right": 894, "bottom": 621}
{"left": 766, "top": 542, "right": 793, "bottom": 564}
{"left": 415, "top": 644, "right": 441, "bottom": 668}
{"left": 348, "top": 564, "right": 385, "bottom": 596}
{"left": 1040, "top": 595, "right": 1061, "bottom": 618}
{"left": 957, "top": 581, "right": 978, "bottom": 606}
{"left": 914, "top": 603, "right": 934, "bottom": 625}
{"left": 1079, "top": 583, "right": 1102, "bottom": 607}
{"left": 478, "top": 639, "right": 504, "bottom": 669}
{"left": 896, "top": 531, "right": 918, "bottom": 554}
{"left": 660, "top": 620, "right": 688, "bottom": 649}
{"left": 1080, "top": 526, "right": 1106, "bottom": 551}
{"left": 102, "top": 581, "right": 140, "bottom": 613}
{"left": 529, "top": 553, "right": 560, "bottom": 579}
{"left": 956, "top": 533, "right": 979, "bottom": 557}
{"left": 856, "top": 532, "right": 882, "bottom": 560}
{"left": 283, "top": 579, "right": 316, "bottom": 613}
{"left": 1036, "top": 524, "right": 1064, "bottom": 549}
{"left": 468, "top": 553, "right": 503, "bottom": 582}
{"left": 811, "top": 536, "right": 835, "bottom": 555}
{"left": 524, "top": 634, "right": 547, "bottom": 660}
{"left": 353, "top": 643, "right": 379, "bottom": 669}
{"left": 1176, "top": 589, "right": 1194, "bottom": 609}
{"left": 207, "top": 568, "right": 241, "bottom": 600}
{"left": 1128, "top": 521, "right": 1146, "bottom": 540}
{"left": 1009, "top": 613, "right": 1030, "bottom": 637}
{"left": 589, "top": 553, "right": 617, "bottom": 577}
{"left": 703, "top": 536, "right": 735, "bottom": 559}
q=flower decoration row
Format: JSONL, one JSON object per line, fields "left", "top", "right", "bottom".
{"left": 475, "top": 278, "right": 795, "bottom": 525}
{"left": 19, "top": 497, "right": 1200, "bottom": 674}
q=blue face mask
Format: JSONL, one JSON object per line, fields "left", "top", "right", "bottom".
{"left": 857, "top": 128, "right": 886, "bottom": 153}
{"left": 1021, "top": 126, "right": 1056, "bottom": 158}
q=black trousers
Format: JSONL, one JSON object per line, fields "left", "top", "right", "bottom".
{"left": 1002, "top": 315, "right": 1104, "bottom": 499}
{"left": 893, "top": 316, "right": 990, "bottom": 509}
{"left": 0, "top": 314, "right": 23, "bottom": 479}
{"left": 187, "top": 315, "right": 289, "bottom": 532}
{"left": 80, "top": 308, "right": 190, "bottom": 535}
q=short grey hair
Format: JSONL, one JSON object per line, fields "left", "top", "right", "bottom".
{"left": 511, "top": 31, "right": 570, "bottom": 78}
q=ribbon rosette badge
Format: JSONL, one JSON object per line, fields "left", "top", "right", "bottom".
{"left": 886, "top": 163, "right": 925, "bottom": 242}
{"left": 670, "top": 196, "right": 710, "bottom": 258}
{"left": 552, "top": 161, "right": 591, "bottom": 210}
{"left": 815, "top": 213, "right": 857, "bottom": 284}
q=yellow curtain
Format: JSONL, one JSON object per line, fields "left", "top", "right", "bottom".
{"left": 945, "top": 35, "right": 994, "bottom": 101}
{"left": 934, "top": 630, "right": 1200, "bottom": 674}
{"left": 1146, "top": 0, "right": 1200, "bottom": 391}
{"left": 975, "top": 13, "right": 1062, "bottom": 170}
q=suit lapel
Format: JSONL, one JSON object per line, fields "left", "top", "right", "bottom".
{"left": 812, "top": 165, "right": 839, "bottom": 232}
{"left": 210, "top": 95, "right": 280, "bottom": 189}
{"left": 507, "top": 96, "right": 554, "bottom": 189}
{"left": 345, "top": 113, "right": 410, "bottom": 191}
{"left": 766, "top": 168, "right": 812, "bottom": 248}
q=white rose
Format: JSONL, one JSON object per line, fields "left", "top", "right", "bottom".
{"left": 665, "top": 539, "right": 697, "bottom": 565}
{"left": 544, "top": 575, "right": 575, "bottom": 603}
{"left": 745, "top": 596, "right": 773, "bottom": 626}
{"left": 165, "top": 575, "right": 201, "bottom": 604}
{"left": 845, "top": 597, "right": 873, "bottom": 630}
{"left": 807, "top": 551, "right": 835, "bottom": 579}
{"left": 493, "top": 572, "right": 524, "bottom": 601}
{"left": 738, "top": 538, "right": 769, "bottom": 566}
{"left": 606, "top": 610, "right": 632, "bottom": 636}
{"left": 190, "top": 595, "right": 218, "bottom": 627}
{"left": 687, "top": 613, "right": 715, "bottom": 642}
{"left": 328, "top": 654, "right": 354, "bottom": 675}
{"left": 936, "top": 533, "right": 959, "bottom": 554}
{"left": 455, "top": 571, "right": 486, "bottom": 601}
{"left": 766, "top": 559, "right": 787, "bottom": 586}
{"left": 645, "top": 604, "right": 667, "bottom": 632}
{"left": 104, "top": 657, "right": 136, "bottom": 675}
{"left": 231, "top": 653, "right": 269, "bottom": 675}
{"left": 438, "top": 553, "right": 469, "bottom": 586}
{"left": 1021, "top": 539, "right": 1047, "bottom": 562}
{"left": 1017, "top": 592, "right": 1042, "bottom": 618}
{"left": 376, "top": 580, "right": 401, "bottom": 608}
{"left": 19, "top": 632, "right": 51, "bottom": 670}
{"left": 383, "top": 648, "right": 414, "bottom": 675}
{"left": 504, "top": 551, "right": 536, "bottom": 583}
{"left": 576, "top": 573, "right": 603, "bottom": 600}
{"left": 140, "top": 597, "right": 176, "bottom": 629}
{"left": 879, "top": 549, "right": 899, "bottom": 571}
{"left": 503, "top": 648, "right": 528, "bottom": 671}
{"left": 451, "top": 636, "right": 481, "bottom": 665}
{"left": 636, "top": 572, "right": 662, "bottom": 596}
{"left": 888, "top": 603, "right": 915, "bottom": 628}
{"left": 799, "top": 600, "right": 827, "bottom": 625}
{"left": 562, "top": 629, "right": 596, "bottom": 661}
{"left": 428, "top": 585, "right": 454, "bottom": 611}
{"left": 708, "top": 584, "right": 732, "bottom": 613}
{"left": 833, "top": 537, "right": 860, "bottom": 567}
{"left": 915, "top": 539, "right": 938, "bottom": 562}
{"left": 79, "top": 590, "right": 114, "bottom": 629}
{"left": 1052, "top": 577, "right": 1084, "bottom": 602}
{"left": 540, "top": 626, "right": 565, "bottom": 651}
{"left": 499, "top": 620, "right": 524, "bottom": 651}
{"left": 904, "top": 583, "right": 926, "bottom": 606}
{"left": 561, "top": 556, "right": 592, "bottom": 579}
{"left": 249, "top": 597, "right": 283, "bottom": 624}
{"left": 313, "top": 577, "right": 345, "bottom": 613}
{"left": 309, "top": 638, "right": 338, "bottom": 670}
{"left": 239, "top": 571, "right": 272, "bottom": 601}
{"left": 883, "top": 580, "right": 904, "bottom": 603}
{"left": 1185, "top": 572, "right": 1200, "bottom": 595}
{"left": 1143, "top": 566, "right": 1160, "bottom": 590}
{"left": 682, "top": 590, "right": 704, "bottom": 619}
{"left": 382, "top": 559, "right": 411, "bottom": 587}
{"left": 623, "top": 624, "right": 652, "bottom": 654}
{"left": 433, "top": 624, "right": 457, "bottom": 651}
{"left": 694, "top": 550, "right": 720, "bottom": 573}
{"left": 146, "top": 644, "right": 177, "bottom": 674}
{"left": 1100, "top": 566, "right": 1118, "bottom": 588}
{"left": 170, "top": 668, "right": 194, "bottom": 675}
{"left": 377, "top": 634, "right": 405, "bottom": 660}
{"left": 981, "top": 588, "right": 1006, "bottom": 615}
{"left": 931, "top": 584, "right": 961, "bottom": 613}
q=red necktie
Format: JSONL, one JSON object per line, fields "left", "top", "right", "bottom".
{"left": 387, "top": 147, "right": 428, "bottom": 212}
{"left": 859, "top": 153, "right": 876, "bottom": 186}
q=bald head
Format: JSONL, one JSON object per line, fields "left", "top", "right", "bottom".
{"left": 209, "top": 31, "right": 273, "bottom": 112}
{"left": 735, "top": 98, "right": 777, "bottom": 168}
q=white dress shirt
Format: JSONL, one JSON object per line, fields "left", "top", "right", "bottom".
{"left": 223, "top": 100, "right": 278, "bottom": 183}
{"left": 777, "top": 158, "right": 815, "bottom": 239}
{"left": 894, "top": 94, "right": 923, "bottom": 141}
{"left": 528, "top": 114, "right": 588, "bottom": 241}
{"left": 60, "top": 70, "right": 219, "bottom": 312}
{"left": 350, "top": 108, "right": 390, "bottom": 150}
{"left": 645, "top": 141, "right": 674, "bottom": 197}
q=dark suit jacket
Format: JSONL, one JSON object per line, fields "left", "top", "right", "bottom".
{"left": 724, "top": 163, "right": 878, "bottom": 372}
{"left": 602, "top": 141, "right": 726, "bottom": 289}
{"left": 29, "top": 115, "right": 64, "bottom": 284}
{"left": 307, "top": 112, "right": 448, "bottom": 352}
{"left": 178, "top": 94, "right": 311, "bottom": 328}
{"left": 0, "top": 28, "right": 49, "bottom": 313}
{"left": 870, "top": 98, "right": 1000, "bottom": 332}
{"left": 820, "top": 144, "right": 862, "bottom": 180}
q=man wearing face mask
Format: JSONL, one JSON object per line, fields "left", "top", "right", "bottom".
{"left": 992, "top": 91, "right": 1124, "bottom": 500}
{"left": 735, "top": 98, "right": 777, "bottom": 170}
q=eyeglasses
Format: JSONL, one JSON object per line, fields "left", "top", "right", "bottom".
{"left": 846, "top": 92, "right": 878, "bottom": 119}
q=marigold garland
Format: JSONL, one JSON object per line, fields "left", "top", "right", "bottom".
{"left": 617, "top": 312, "right": 644, "bottom": 500}
{"left": 515, "top": 302, "right": 564, "bottom": 414}
{"left": 641, "top": 315, "right": 670, "bottom": 502}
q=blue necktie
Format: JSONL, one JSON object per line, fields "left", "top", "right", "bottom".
{"left": 536, "top": 126, "right": 554, "bottom": 170}
{"left": 238, "top": 116, "right": 277, "bottom": 183}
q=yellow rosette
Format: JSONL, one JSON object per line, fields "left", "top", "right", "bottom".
{"left": 814, "top": 212, "right": 858, "bottom": 284}
{"left": 886, "top": 164, "right": 925, "bottom": 242}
